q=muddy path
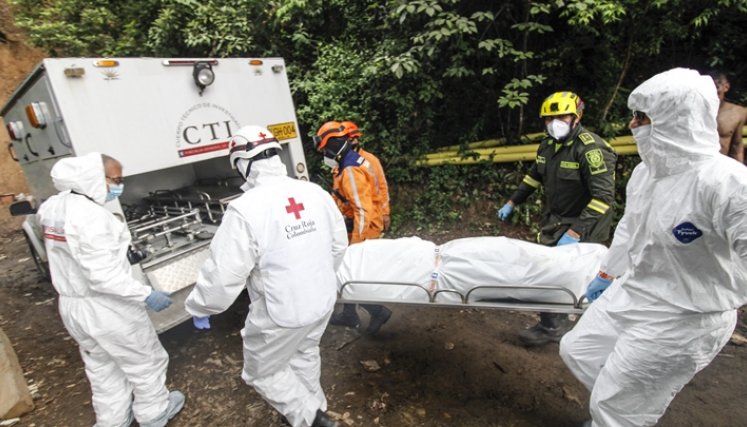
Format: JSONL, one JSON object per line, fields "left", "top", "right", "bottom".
{"left": 2, "top": 228, "right": 747, "bottom": 427}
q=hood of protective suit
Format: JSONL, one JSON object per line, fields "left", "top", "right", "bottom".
{"left": 627, "top": 68, "right": 720, "bottom": 177}
{"left": 51, "top": 152, "right": 108, "bottom": 205}
{"left": 241, "top": 155, "right": 288, "bottom": 191}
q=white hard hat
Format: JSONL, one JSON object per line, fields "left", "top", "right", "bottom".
{"left": 228, "top": 125, "right": 282, "bottom": 168}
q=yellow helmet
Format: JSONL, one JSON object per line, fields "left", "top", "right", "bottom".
{"left": 540, "top": 91, "right": 584, "bottom": 118}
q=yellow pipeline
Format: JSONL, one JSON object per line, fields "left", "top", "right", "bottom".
{"left": 429, "top": 135, "right": 636, "bottom": 159}
{"left": 416, "top": 144, "right": 639, "bottom": 166}
{"left": 425, "top": 135, "right": 636, "bottom": 162}
{"left": 417, "top": 125, "right": 747, "bottom": 166}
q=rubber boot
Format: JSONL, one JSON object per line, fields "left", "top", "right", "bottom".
{"left": 517, "top": 313, "right": 570, "bottom": 347}
{"left": 312, "top": 409, "right": 342, "bottom": 427}
{"left": 362, "top": 305, "right": 392, "bottom": 335}
{"left": 329, "top": 304, "right": 360, "bottom": 328}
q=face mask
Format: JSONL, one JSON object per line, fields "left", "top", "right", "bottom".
{"left": 323, "top": 156, "right": 339, "bottom": 169}
{"left": 547, "top": 119, "right": 571, "bottom": 140}
{"left": 236, "top": 158, "right": 252, "bottom": 179}
{"left": 631, "top": 124, "right": 653, "bottom": 164}
{"left": 106, "top": 183, "right": 124, "bottom": 202}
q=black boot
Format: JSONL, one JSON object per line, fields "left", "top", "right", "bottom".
{"left": 517, "top": 313, "right": 570, "bottom": 347}
{"left": 363, "top": 305, "right": 392, "bottom": 334}
{"left": 312, "top": 409, "right": 342, "bottom": 427}
{"left": 329, "top": 304, "right": 360, "bottom": 328}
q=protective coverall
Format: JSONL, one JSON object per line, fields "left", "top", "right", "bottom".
{"left": 332, "top": 150, "right": 382, "bottom": 244}
{"left": 185, "top": 156, "right": 348, "bottom": 427}
{"left": 560, "top": 68, "right": 747, "bottom": 427}
{"left": 37, "top": 152, "right": 170, "bottom": 426}
{"left": 358, "top": 148, "right": 390, "bottom": 222}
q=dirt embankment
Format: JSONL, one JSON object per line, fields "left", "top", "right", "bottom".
{"left": 0, "top": 0, "right": 45, "bottom": 233}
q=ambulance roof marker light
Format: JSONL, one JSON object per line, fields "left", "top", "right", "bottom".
{"left": 93, "top": 60, "right": 119, "bottom": 67}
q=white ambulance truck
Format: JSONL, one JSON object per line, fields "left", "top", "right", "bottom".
{"left": 2, "top": 58, "right": 310, "bottom": 332}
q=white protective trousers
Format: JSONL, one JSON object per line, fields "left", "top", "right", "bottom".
{"left": 560, "top": 285, "right": 736, "bottom": 427}
{"left": 241, "top": 295, "right": 332, "bottom": 427}
{"left": 60, "top": 297, "right": 170, "bottom": 426}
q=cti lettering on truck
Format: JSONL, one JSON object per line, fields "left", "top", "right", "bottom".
{"left": 183, "top": 121, "right": 233, "bottom": 145}
{"left": 267, "top": 122, "right": 298, "bottom": 141}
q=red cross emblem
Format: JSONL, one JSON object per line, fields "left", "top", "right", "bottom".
{"left": 259, "top": 132, "right": 267, "bottom": 139}
{"left": 285, "top": 197, "right": 305, "bottom": 219}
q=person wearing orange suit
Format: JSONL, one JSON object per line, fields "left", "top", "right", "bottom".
{"left": 314, "top": 121, "right": 391, "bottom": 334}
{"left": 340, "top": 121, "right": 391, "bottom": 231}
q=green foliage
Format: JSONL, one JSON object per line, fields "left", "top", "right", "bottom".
{"left": 10, "top": 0, "right": 747, "bottom": 227}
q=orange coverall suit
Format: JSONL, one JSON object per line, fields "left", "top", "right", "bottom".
{"left": 358, "top": 148, "right": 390, "bottom": 221}
{"left": 332, "top": 150, "right": 383, "bottom": 244}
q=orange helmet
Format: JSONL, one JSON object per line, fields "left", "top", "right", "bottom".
{"left": 313, "top": 121, "right": 347, "bottom": 151}
{"left": 341, "top": 120, "right": 362, "bottom": 139}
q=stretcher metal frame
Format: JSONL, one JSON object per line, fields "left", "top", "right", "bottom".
{"left": 339, "top": 280, "right": 588, "bottom": 314}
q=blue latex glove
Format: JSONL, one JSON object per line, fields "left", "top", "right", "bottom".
{"left": 497, "top": 203, "right": 514, "bottom": 221}
{"left": 586, "top": 274, "right": 613, "bottom": 302}
{"left": 556, "top": 231, "right": 580, "bottom": 246}
{"left": 193, "top": 316, "right": 211, "bottom": 330}
{"left": 145, "top": 289, "right": 172, "bottom": 312}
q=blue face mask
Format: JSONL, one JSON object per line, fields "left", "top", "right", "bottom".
{"left": 106, "top": 183, "right": 124, "bottom": 202}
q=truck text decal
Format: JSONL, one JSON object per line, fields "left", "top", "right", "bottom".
{"left": 176, "top": 103, "right": 240, "bottom": 158}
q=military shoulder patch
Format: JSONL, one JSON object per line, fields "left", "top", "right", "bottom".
{"left": 578, "top": 133, "right": 596, "bottom": 145}
{"left": 585, "top": 149, "right": 608, "bottom": 175}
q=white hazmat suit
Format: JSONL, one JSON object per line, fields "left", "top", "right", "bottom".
{"left": 560, "top": 68, "right": 747, "bottom": 426}
{"left": 37, "top": 152, "right": 170, "bottom": 426}
{"left": 185, "top": 155, "right": 348, "bottom": 427}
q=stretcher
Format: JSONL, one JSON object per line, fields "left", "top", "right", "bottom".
{"left": 336, "top": 236, "right": 608, "bottom": 315}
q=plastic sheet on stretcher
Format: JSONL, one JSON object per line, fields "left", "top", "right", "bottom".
{"left": 336, "top": 236, "right": 608, "bottom": 314}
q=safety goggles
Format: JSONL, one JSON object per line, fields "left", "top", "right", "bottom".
{"left": 632, "top": 111, "right": 648, "bottom": 121}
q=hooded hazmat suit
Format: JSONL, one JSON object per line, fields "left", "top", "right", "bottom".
{"left": 185, "top": 155, "right": 348, "bottom": 427}
{"left": 559, "top": 68, "right": 747, "bottom": 427}
{"left": 37, "top": 152, "right": 170, "bottom": 426}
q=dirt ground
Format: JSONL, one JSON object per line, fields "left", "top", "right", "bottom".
{"left": 0, "top": 0, "right": 45, "bottom": 233}
{"left": 2, "top": 224, "right": 747, "bottom": 427}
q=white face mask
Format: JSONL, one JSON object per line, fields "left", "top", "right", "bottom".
{"left": 323, "top": 156, "right": 339, "bottom": 169}
{"left": 631, "top": 124, "right": 653, "bottom": 164}
{"left": 547, "top": 119, "right": 571, "bottom": 140}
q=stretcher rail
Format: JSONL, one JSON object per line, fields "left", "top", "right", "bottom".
{"left": 339, "top": 280, "right": 587, "bottom": 314}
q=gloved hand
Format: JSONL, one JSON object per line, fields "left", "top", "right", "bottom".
{"left": 556, "top": 231, "right": 580, "bottom": 246}
{"left": 586, "top": 273, "right": 613, "bottom": 302}
{"left": 193, "top": 316, "right": 211, "bottom": 330}
{"left": 145, "top": 289, "right": 172, "bottom": 312}
{"left": 497, "top": 203, "right": 514, "bottom": 221}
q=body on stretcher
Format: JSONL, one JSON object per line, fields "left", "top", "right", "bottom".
{"left": 335, "top": 236, "right": 608, "bottom": 314}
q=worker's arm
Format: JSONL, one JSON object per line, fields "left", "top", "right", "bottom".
{"left": 372, "top": 156, "right": 390, "bottom": 216}
{"left": 508, "top": 151, "right": 543, "bottom": 206}
{"left": 729, "top": 109, "right": 745, "bottom": 163}
{"left": 185, "top": 206, "right": 257, "bottom": 317}
{"left": 340, "top": 167, "right": 374, "bottom": 244}
{"left": 67, "top": 210, "right": 151, "bottom": 303}
{"left": 323, "top": 191, "right": 349, "bottom": 269}
{"left": 599, "top": 164, "right": 647, "bottom": 277}
{"left": 571, "top": 138, "right": 617, "bottom": 239}
{"left": 717, "top": 169, "right": 747, "bottom": 270}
